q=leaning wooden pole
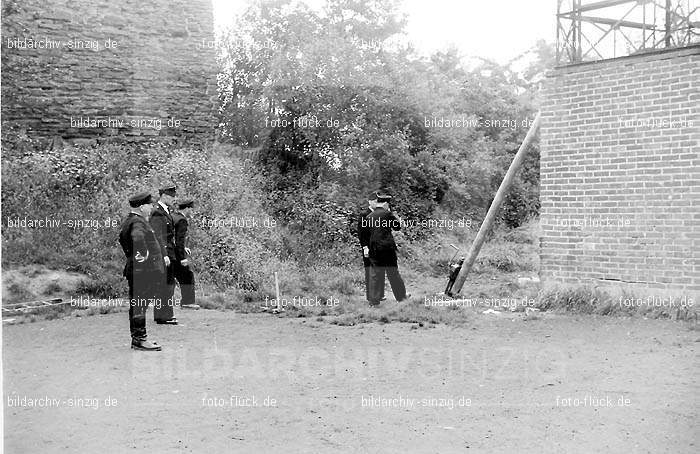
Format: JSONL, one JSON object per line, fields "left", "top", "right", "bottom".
{"left": 451, "top": 112, "right": 542, "bottom": 296}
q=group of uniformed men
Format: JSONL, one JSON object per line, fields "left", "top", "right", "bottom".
{"left": 357, "top": 191, "right": 410, "bottom": 306}
{"left": 118, "top": 183, "right": 199, "bottom": 351}
{"left": 119, "top": 186, "right": 408, "bottom": 350}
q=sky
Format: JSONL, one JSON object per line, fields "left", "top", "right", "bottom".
{"left": 211, "top": 0, "right": 556, "bottom": 64}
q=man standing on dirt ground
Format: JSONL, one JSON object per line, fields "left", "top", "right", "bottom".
{"left": 118, "top": 192, "right": 166, "bottom": 351}
{"left": 367, "top": 192, "right": 409, "bottom": 305}
{"left": 172, "top": 199, "right": 200, "bottom": 310}
{"left": 149, "top": 183, "right": 179, "bottom": 325}
{"left": 357, "top": 191, "right": 385, "bottom": 304}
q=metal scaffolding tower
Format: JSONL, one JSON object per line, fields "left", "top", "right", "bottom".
{"left": 557, "top": 0, "right": 699, "bottom": 65}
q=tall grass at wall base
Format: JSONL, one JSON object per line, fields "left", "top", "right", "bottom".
{"left": 537, "top": 285, "right": 699, "bottom": 321}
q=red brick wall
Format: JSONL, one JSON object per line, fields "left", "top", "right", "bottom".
{"left": 540, "top": 45, "right": 700, "bottom": 297}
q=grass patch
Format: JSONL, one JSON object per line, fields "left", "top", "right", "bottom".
{"left": 537, "top": 285, "right": 699, "bottom": 321}
{"left": 4, "top": 282, "right": 33, "bottom": 304}
{"left": 476, "top": 245, "right": 520, "bottom": 272}
{"left": 75, "top": 274, "right": 125, "bottom": 299}
{"left": 42, "top": 281, "right": 63, "bottom": 295}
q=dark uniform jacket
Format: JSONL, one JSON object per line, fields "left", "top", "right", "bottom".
{"left": 150, "top": 202, "right": 176, "bottom": 259}
{"left": 356, "top": 208, "right": 373, "bottom": 251}
{"left": 366, "top": 207, "right": 401, "bottom": 266}
{"left": 119, "top": 213, "right": 166, "bottom": 277}
{"left": 171, "top": 210, "right": 190, "bottom": 262}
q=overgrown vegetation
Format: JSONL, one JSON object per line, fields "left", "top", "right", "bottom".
{"left": 537, "top": 285, "right": 699, "bottom": 321}
{"left": 218, "top": 0, "right": 551, "bottom": 255}
{"left": 1, "top": 1, "right": 565, "bottom": 325}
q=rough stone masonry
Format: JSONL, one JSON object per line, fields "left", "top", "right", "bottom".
{"left": 1, "top": 0, "right": 218, "bottom": 146}
{"left": 540, "top": 45, "right": 700, "bottom": 298}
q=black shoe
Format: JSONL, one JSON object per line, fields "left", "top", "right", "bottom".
{"left": 368, "top": 301, "right": 381, "bottom": 307}
{"left": 398, "top": 294, "right": 412, "bottom": 302}
{"left": 155, "top": 318, "right": 178, "bottom": 325}
{"left": 380, "top": 297, "right": 387, "bottom": 301}
{"left": 131, "top": 340, "right": 162, "bottom": 351}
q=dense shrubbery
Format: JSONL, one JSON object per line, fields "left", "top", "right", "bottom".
{"left": 218, "top": 0, "right": 550, "bottom": 257}
{"left": 1, "top": 139, "right": 291, "bottom": 298}
{"left": 2, "top": 1, "right": 554, "bottom": 303}
{"left": 1, "top": 135, "right": 541, "bottom": 304}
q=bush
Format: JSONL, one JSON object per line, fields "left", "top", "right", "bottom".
{"left": 2, "top": 134, "right": 542, "bottom": 313}
{"left": 1, "top": 140, "right": 287, "bottom": 301}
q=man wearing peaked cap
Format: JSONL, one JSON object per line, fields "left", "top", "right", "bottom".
{"left": 366, "top": 191, "right": 409, "bottom": 305}
{"left": 171, "top": 198, "right": 199, "bottom": 309}
{"left": 128, "top": 192, "right": 153, "bottom": 206}
{"left": 357, "top": 191, "right": 385, "bottom": 303}
{"left": 118, "top": 191, "right": 167, "bottom": 350}
{"left": 149, "top": 182, "right": 178, "bottom": 324}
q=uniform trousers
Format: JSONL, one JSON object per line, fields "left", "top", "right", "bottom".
{"left": 127, "top": 269, "right": 162, "bottom": 341}
{"left": 154, "top": 263, "right": 175, "bottom": 321}
{"left": 364, "top": 255, "right": 385, "bottom": 301}
{"left": 368, "top": 249, "right": 406, "bottom": 303}
{"left": 173, "top": 261, "right": 196, "bottom": 306}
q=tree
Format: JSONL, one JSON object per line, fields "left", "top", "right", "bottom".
{"left": 218, "top": 0, "right": 552, "bottom": 256}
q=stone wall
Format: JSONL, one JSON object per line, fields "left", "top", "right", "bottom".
{"left": 1, "top": 0, "right": 218, "bottom": 146}
{"left": 540, "top": 45, "right": 700, "bottom": 298}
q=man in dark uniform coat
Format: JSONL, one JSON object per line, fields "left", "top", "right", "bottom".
{"left": 118, "top": 192, "right": 166, "bottom": 351}
{"left": 149, "top": 183, "right": 178, "bottom": 324}
{"left": 172, "top": 199, "right": 199, "bottom": 309}
{"left": 357, "top": 192, "right": 384, "bottom": 303}
{"left": 367, "top": 193, "right": 408, "bottom": 305}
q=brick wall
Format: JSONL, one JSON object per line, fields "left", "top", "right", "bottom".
{"left": 540, "top": 45, "right": 700, "bottom": 298}
{"left": 1, "top": 0, "right": 218, "bottom": 146}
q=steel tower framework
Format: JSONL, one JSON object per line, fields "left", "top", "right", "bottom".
{"left": 557, "top": 0, "right": 699, "bottom": 65}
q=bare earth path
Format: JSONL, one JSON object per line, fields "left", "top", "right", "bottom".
{"left": 3, "top": 310, "right": 698, "bottom": 453}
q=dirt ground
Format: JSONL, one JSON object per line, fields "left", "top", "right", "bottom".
{"left": 3, "top": 308, "right": 698, "bottom": 453}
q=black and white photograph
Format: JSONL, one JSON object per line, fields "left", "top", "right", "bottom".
{"left": 1, "top": 0, "right": 698, "bottom": 452}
